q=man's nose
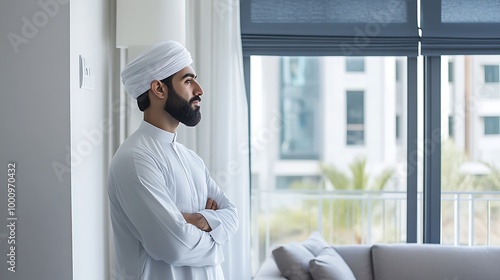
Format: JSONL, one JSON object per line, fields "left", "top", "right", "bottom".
{"left": 194, "top": 80, "right": 204, "bottom": 96}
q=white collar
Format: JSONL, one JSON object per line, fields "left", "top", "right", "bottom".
{"left": 139, "top": 121, "right": 177, "bottom": 143}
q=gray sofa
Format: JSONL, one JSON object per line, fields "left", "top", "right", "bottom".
{"left": 254, "top": 233, "right": 500, "bottom": 280}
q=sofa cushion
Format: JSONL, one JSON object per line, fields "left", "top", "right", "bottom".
{"left": 271, "top": 232, "right": 331, "bottom": 280}
{"left": 302, "top": 231, "right": 330, "bottom": 256}
{"left": 309, "top": 247, "right": 356, "bottom": 280}
{"left": 372, "top": 244, "right": 500, "bottom": 280}
{"left": 272, "top": 242, "right": 314, "bottom": 280}
{"left": 334, "top": 245, "right": 374, "bottom": 280}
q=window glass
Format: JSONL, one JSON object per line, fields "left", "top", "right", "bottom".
{"left": 250, "top": 56, "right": 408, "bottom": 272}
{"left": 448, "top": 116, "right": 454, "bottom": 138}
{"left": 442, "top": 0, "right": 500, "bottom": 23}
{"left": 396, "top": 115, "right": 401, "bottom": 140}
{"left": 484, "top": 65, "right": 499, "bottom": 83}
{"left": 484, "top": 116, "right": 500, "bottom": 135}
{"left": 250, "top": 0, "right": 408, "bottom": 23}
{"left": 441, "top": 56, "right": 500, "bottom": 246}
{"left": 280, "top": 57, "right": 319, "bottom": 159}
{"left": 346, "top": 90, "right": 365, "bottom": 145}
{"left": 276, "top": 176, "right": 322, "bottom": 190}
{"left": 346, "top": 57, "right": 365, "bottom": 72}
{"left": 448, "top": 61, "right": 454, "bottom": 82}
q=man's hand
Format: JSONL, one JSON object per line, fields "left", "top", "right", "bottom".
{"left": 182, "top": 213, "right": 212, "bottom": 232}
{"left": 205, "top": 198, "right": 218, "bottom": 210}
{"left": 182, "top": 198, "right": 219, "bottom": 232}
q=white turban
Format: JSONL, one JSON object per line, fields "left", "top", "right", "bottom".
{"left": 121, "top": 41, "right": 193, "bottom": 99}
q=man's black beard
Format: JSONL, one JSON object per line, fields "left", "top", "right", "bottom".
{"left": 163, "top": 87, "right": 201, "bottom": 127}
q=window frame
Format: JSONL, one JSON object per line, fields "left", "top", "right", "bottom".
{"left": 244, "top": 54, "right": 419, "bottom": 245}
{"left": 242, "top": 0, "right": 500, "bottom": 256}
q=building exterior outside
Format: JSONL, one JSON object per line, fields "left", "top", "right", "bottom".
{"left": 249, "top": 55, "right": 500, "bottom": 273}
{"left": 251, "top": 56, "right": 404, "bottom": 191}
{"left": 446, "top": 56, "right": 500, "bottom": 169}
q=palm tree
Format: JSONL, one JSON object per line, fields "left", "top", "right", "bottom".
{"left": 441, "top": 138, "right": 500, "bottom": 191}
{"left": 481, "top": 162, "right": 500, "bottom": 191}
{"left": 319, "top": 157, "right": 395, "bottom": 243}
{"left": 440, "top": 139, "right": 500, "bottom": 244}
{"left": 320, "top": 157, "right": 394, "bottom": 191}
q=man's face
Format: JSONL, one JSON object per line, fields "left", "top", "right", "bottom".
{"left": 163, "top": 66, "right": 203, "bottom": 126}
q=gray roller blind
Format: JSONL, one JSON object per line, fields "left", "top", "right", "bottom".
{"left": 421, "top": 0, "right": 500, "bottom": 55}
{"left": 241, "top": 0, "right": 419, "bottom": 56}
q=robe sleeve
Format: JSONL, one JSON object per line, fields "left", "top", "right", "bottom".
{"left": 109, "top": 150, "right": 224, "bottom": 267}
{"left": 197, "top": 166, "right": 239, "bottom": 244}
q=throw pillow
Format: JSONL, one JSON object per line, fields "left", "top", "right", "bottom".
{"left": 272, "top": 242, "right": 315, "bottom": 280}
{"left": 302, "top": 232, "right": 330, "bottom": 256}
{"left": 309, "top": 247, "right": 357, "bottom": 280}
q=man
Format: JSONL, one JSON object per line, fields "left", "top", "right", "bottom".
{"left": 108, "top": 41, "right": 238, "bottom": 280}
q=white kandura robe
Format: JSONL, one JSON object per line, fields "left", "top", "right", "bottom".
{"left": 108, "top": 121, "right": 238, "bottom": 280}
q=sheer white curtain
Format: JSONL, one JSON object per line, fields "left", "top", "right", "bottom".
{"left": 178, "top": 1, "right": 251, "bottom": 279}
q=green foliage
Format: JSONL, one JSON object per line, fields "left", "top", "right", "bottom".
{"left": 441, "top": 139, "right": 500, "bottom": 191}
{"left": 481, "top": 162, "right": 500, "bottom": 191}
{"left": 320, "top": 157, "right": 395, "bottom": 191}
{"left": 317, "top": 157, "right": 396, "bottom": 243}
{"left": 350, "top": 158, "right": 369, "bottom": 190}
{"left": 259, "top": 206, "right": 318, "bottom": 242}
{"left": 257, "top": 141, "right": 500, "bottom": 254}
{"left": 441, "top": 139, "right": 479, "bottom": 191}
{"left": 373, "top": 168, "right": 396, "bottom": 191}
{"left": 320, "top": 164, "right": 350, "bottom": 190}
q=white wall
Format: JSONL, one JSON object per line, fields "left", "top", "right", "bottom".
{"left": 0, "top": 0, "right": 72, "bottom": 279}
{"left": 0, "top": 0, "right": 113, "bottom": 279}
{"left": 70, "top": 0, "right": 113, "bottom": 279}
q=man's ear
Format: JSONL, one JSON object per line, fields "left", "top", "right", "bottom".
{"left": 150, "top": 80, "right": 167, "bottom": 99}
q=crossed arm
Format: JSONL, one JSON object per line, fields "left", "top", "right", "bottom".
{"left": 182, "top": 198, "right": 218, "bottom": 232}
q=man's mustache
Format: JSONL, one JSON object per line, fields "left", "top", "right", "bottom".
{"left": 190, "top": 96, "right": 201, "bottom": 103}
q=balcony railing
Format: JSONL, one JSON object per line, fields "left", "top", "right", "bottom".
{"left": 250, "top": 189, "right": 500, "bottom": 274}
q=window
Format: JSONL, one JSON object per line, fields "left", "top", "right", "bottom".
{"left": 484, "top": 65, "right": 499, "bottom": 83}
{"left": 346, "top": 57, "right": 365, "bottom": 72}
{"left": 441, "top": 0, "right": 500, "bottom": 23}
{"left": 396, "top": 60, "right": 401, "bottom": 81}
{"left": 448, "top": 116, "right": 454, "bottom": 138}
{"left": 484, "top": 116, "right": 500, "bottom": 135}
{"left": 249, "top": 56, "right": 409, "bottom": 272}
{"left": 280, "top": 57, "right": 319, "bottom": 159}
{"left": 346, "top": 90, "right": 365, "bottom": 145}
{"left": 448, "top": 61, "right": 454, "bottom": 82}
{"left": 396, "top": 115, "right": 401, "bottom": 140}
{"left": 243, "top": 2, "right": 500, "bottom": 275}
{"left": 441, "top": 56, "right": 500, "bottom": 246}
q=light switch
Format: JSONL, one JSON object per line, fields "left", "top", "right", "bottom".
{"left": 79, "top": 55, "right": 95, "bottom": 90}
